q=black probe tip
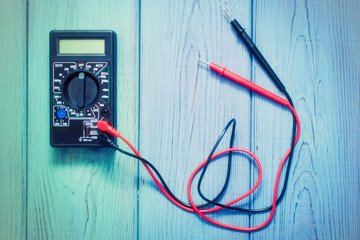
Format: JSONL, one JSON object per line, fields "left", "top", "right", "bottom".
{"left": 223, "top": 7, "right": 234, "bottom": 22}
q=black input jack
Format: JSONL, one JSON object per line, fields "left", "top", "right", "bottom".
{"left": 101, "top": 109, "right": 109, "bottom": 116}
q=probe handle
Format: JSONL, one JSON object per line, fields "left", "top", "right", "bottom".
{"left": 231, "top": 20, "right": 286, "bottom": 92}
{"left": 209, "top": 63, "right": 289, "bottom": 106}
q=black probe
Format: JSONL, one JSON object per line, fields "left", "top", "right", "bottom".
{"left": 223, "top": 8, "right": 286, "bottom": 92}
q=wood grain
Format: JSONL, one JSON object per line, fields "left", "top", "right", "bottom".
{"left": 0, "top": 0, "right": 27, "bottom": 239}
{"left": 27, "top": 0, "right": 139, "bottom": 239}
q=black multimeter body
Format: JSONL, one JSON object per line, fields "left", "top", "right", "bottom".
{"left": 50, "top": 30, "right": 116, "bottom": 147}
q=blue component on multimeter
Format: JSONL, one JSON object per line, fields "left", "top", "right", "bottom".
{"left": 50, "top": 31, "right": 116, "bottom": 147}
{"left": 56, "top": 109, "right": 67, "bottom": 119}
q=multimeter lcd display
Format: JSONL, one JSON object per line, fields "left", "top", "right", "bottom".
{"left": 59, "top": 39, "right": 105, "bottom": 54}
{"left": 50, "top": 31, "right": 116, "bottom": 147}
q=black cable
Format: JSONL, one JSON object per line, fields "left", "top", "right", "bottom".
{"left": 99, "top": 120, "right": 237, "bottom": 210}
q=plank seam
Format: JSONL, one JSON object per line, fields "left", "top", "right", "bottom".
{"left": 25, "top": 0, "right": 29, "bottom": 239}
{"left": 249, "top": 0, "right": 255, "bottom": 238}
{"left": 137, "top": 0, "right": 141, "bottom": 239}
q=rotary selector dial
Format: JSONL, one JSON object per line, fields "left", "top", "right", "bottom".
{"left": 63, "top": 71, "right": 100, "bottom": 109}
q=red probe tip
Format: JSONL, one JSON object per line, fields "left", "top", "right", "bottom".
{"left": 196, "top": 57, "right": 210, "bottom": 66}
{"left": 97, "top": 120, "right": 111, "bottom": 132}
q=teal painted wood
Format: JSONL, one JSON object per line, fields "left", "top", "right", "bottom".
{"left": 0, "top": 0, "right": 358, "bottom": 239}
{"left": 0, "top": 0, "right": 27, "bottom": 239}
{"left": 27, "top": 0, "right": 139, "bottom": 239}
{"left": 139, "top": 1, "right": 254, "bottom": 239}
{"left": 249, "top": 0, "right": 360, "bottom": 239}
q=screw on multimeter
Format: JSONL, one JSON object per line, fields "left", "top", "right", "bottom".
{"left": 101, "top": 108, "right": 109, "bottom": 116}
{"left": 56, "top": 109, "right": 67, "bottom": 119}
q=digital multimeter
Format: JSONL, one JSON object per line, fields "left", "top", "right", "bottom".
{"left": 50, "top": 31, "right": 116, "bottom": 147}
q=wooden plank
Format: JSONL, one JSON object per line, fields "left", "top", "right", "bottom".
{"left": 247, "top": 1, "right": 298, "bottom": 237}
{"left": 139, "top": 1, "right": 254, "bottom": 239}
{"left": 27, "top": 0, "right": 139, "bottom": 239}
{"left": 0, "top": 0, "right": 27, "bottom": 239}
{"left": 250, "top": 0, "right": 360, "bottom": 239}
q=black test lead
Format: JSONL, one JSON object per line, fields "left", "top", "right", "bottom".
{"left": 97, "top": 8, "right": 301, "bottom": 231}
{"left": 222, "top": 7, "right": 286, "bottom": 91}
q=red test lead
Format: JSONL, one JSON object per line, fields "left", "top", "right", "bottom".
{"left": 197, "top": 58, "right": 289, "bottom": 106}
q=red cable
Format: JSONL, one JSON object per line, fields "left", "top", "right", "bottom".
{"left": 97, "top": 63, "right": 301, "bottom": 231}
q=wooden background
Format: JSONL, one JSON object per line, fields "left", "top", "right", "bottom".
{"left": 1, "top": 0, "right": 359, "bottom": 239}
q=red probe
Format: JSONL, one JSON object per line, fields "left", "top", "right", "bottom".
{"left": 197, "top": 58, "right": 289, "bottom": 106}
{"left": 97, "top": 60, "right": 301, "bottom": 231}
